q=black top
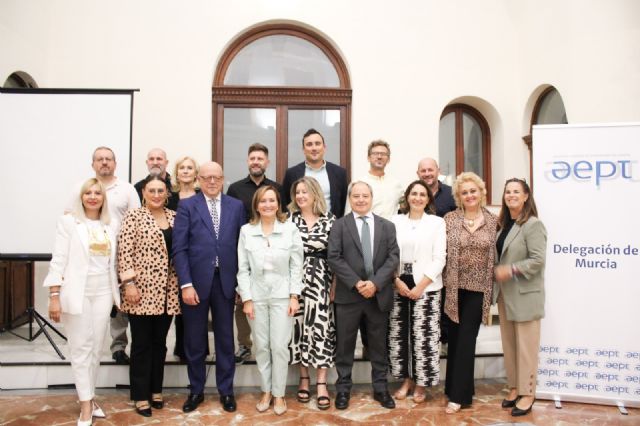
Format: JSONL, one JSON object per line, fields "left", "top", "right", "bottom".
{"left": 161, "top": 226, "right": 173, "bottom": 260}
{"left": 227, "top": 175, "right": 282, "bottom": 222}
{"left": 281, "top": 161, "right": 348, "bottom": 218}
{"left": 167, "top": 187, "right": 200, "bottom": 211}
{"left": 134, "top": 173, "right": 173, "bottom": 205}
{"left": 433, "top": 182, "right": 457, "bottom": 218}
{"left": 496, "top": 216, "right": 515, "bottom": 261}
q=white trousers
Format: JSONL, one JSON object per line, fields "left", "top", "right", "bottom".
{"left": 61, "top": 274, "right": 113, "bottom": 401}
{"left": 249, "top": 298, "right": 292, "bottom": 397}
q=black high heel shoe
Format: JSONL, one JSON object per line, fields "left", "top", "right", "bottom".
{"left": 511, "top": 399, "right": 535, "bottom": 416}
{"left": 501, "top": 396, "right": 519, "bottom": 408}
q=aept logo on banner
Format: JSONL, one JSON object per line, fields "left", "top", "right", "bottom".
{"left": 545, "top": 157, "right": 637, "bottom": 187}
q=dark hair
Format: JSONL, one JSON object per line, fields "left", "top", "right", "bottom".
{"left": 497, "top": 178, "right": 538, "bottom": 230}
{"left": 250, "top": 185, "right": 287, "bottom": 225}
{"left": 399, "top": 180, "right": 436, "bottom": 215}
{"left": 248, "top": 143, "right": 269, "bottom": 156}
{"left": 141, "top": 174, "right": 168, "bottom": 190}
{"left": 302, "top": 128, "right": 324, "bottom": 146}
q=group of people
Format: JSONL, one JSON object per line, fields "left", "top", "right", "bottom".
{"left": 44, "top": 129, "right": 547, "bottom": 425}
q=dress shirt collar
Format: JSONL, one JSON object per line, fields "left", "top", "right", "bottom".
{"left": 305, "top": 160, "right": 327, "bottom": 172}
{"left": 353, "top": 211, "right": 374, "bottom": 222}
{"left": 204, "top": 193, "right": 221, "bottom": 204}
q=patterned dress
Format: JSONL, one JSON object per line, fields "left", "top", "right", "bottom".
{"left": 289, "top": 211, "right": 336, "bottom": 368}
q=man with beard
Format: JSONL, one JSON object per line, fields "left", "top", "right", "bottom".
{"left": 226, "top": 143, "right": 281, "bottom": 364}
{"left": 416, "top": 157, "right": 456, "bottom": 218}
{"left": 134, "top": 148, "right": 172, "bottom": 201}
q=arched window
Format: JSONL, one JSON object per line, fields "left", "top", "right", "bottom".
{"left": 524, "top": 86, "right": 568, "bottom": 184}
{"left": 3, "top": 71, "right": 38, "bottom": 88}
{"left": 439, "top": 104, "right": 491, "bottom": 200}
{"left": 213, "top": 24, "right": 352, "bottom": 188}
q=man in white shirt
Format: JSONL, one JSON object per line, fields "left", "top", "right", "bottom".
{"left": 90, "top": 146, "right": 140, "bottom": 364}
{"left": 345, "top": 140, "right": 403, "bottom": 219}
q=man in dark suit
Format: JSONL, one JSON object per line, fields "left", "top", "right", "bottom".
{"left": 281, "top": 128, "right": 348, "bottom": 218}
{"left": 173, "top": 161, "right": 245, "bottom": 413}
{"left": 328, "top": 181, "right": 400, "bottom": 410}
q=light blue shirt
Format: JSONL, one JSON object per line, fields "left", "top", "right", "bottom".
{"left": 236, "top": 220, "right": 304, "bottom": 302}
{"left": 305, "top": 161, "right": 331, "bottom": 212}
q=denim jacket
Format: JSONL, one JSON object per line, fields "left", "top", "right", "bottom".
{"left": 236, "top": 219, "right": 304, "bottom": 302}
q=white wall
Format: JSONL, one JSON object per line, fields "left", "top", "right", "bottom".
{"left": 2, "top": 0, "right": 640, "bottom": 205}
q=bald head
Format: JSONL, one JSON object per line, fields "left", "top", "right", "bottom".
{"left": 417, "top": 157, "right": 440, "bottom": 191}
{"left": 198, "top": 161, "right": 224, "bottom": 198}
{"left": 146, "top": 148, "right": 169, "bottom": 178}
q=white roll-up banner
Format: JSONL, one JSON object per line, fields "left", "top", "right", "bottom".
{"left": 533, "top": 123, "right": 640, "bottom": 408}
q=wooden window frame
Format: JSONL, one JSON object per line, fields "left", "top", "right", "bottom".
{"left": 212, "top": 23, "right": 352, "bottom": 182}
{"left": 441, "top": 103, "right": 492, "bottom": 201}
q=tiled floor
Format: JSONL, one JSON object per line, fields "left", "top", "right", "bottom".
{"left": 0, "top": 381, "right": 636, "bottom": 426}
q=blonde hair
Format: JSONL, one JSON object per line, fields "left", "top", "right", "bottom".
{"left": 452, "top": 172, "right": 487, "bottom": 208}
{"left": 71, "top": 178, "right": 111, "bottom": 224}
{"left": 171, "top": 156, "right": 200, "bottom": 192}
{"left": 287, "top": 177, "right": 327, "bottom": 216}
{"left": 250, "top": 185, "right": 287, "bottom": 225}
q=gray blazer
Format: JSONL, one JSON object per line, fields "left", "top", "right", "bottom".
{"left": 328, "top": 213, "right": 399, "bottom": 312}
{"left": 493, "top": 216, "right": 547, "bottom": 322}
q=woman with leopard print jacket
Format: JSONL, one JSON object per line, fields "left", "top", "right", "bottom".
{"left": 117, "top": 176, "right": 180, "bottom": 417}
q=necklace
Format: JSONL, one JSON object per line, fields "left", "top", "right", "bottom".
{"left": 464, "top": 211, "right": 481, "bottom": 227}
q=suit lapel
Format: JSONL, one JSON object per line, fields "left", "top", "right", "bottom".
{"left": 75, "top": 220, "right": 90, "bottom": 259}
{"left": 218, "top": 194, "right": 231, "bottom": 239}
{"left": 501, "top": 223, "right": 521, "bottom": 256}
{"left": 345, "top": 214, "right": 363, "bottom": 255}
{"left": 195, "top": 193, "right": 216, "bottom": 238}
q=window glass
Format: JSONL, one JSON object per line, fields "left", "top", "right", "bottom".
{"left": 438, "top": 111, "right": 456, "bottom": 182}
{"left": 536, "top": 89, "right": 568, "bottom": 124}
{"left": 224, "top": 35, "right": 340, "bottom": 87}
{"left": 287, "top": 109, "right": 341, "bottom": 166}
{"left": 462, "top": 112, "right": 483, "bottom": 177}
{"left": 222, "top": 108, "right": 276, "bottom": 190}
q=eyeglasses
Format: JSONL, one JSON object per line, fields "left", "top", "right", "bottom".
{"left": 199, "top": 175, "right": 224, "bottom": 183}
{"left": 370, "top": 152, "right": 389, "bottom": 157}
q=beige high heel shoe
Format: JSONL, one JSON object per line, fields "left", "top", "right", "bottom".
{"left": 256, "top": 393, "right": 272, "bottom": 412}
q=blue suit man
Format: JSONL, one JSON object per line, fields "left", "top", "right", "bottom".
{"left": 173, "top": 161, "right": 245, "bottom": 413}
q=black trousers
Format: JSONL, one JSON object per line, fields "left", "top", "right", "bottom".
{"left": 128, "top": 313, "right": 173, "bottom": 401}
{"left": 444, "top": 289, "right": 483, "bottom": 405}
{"left": 335, "top": 299, "right": 389, "bottom": 393}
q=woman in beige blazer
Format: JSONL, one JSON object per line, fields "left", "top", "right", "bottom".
{"left": 45, "top": 178, "right": 120, "bottom": 425}
{"left": 117, "top": 176, "right": 180, "bottom": 417}
{"left": 494, "top": 178, "right": 547, "bottom": 417}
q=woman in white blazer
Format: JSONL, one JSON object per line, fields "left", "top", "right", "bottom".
{"left": 237, "top": 185, "right": 304, "bottom": 415}
{"left": 389, "top": 180, "right": 446, "bottom": 403}
{"left": 45, "top": 178, "right": 121, "bottom": 426}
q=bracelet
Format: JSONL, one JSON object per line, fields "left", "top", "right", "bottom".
{"left": 290, "top": 294, "right": 298, "bottom": 300}
{"left": 124, "top": 281, "right": 136, "bottom": 287}
{"left": 49, "top": 292, "right": 60, "bottom": 298}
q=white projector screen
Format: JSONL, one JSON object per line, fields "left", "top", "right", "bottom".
{"left": 0, "top": 89, "right": 134, "bottom": 256}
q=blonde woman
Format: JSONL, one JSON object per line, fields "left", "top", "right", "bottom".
{"left": 45, "top": 178, "right": 120, "bottom": 426}
{"left": 168, "top": 156, "right": 199, "bottom": 211}
{"left": 442, "top": 172, "right": 497, "bottom": 414}
{"left": 287, "top": 176, "right": 336, "bottom": 410}
{"left": 237, "top": 185, "right": 304, "bottom": 415}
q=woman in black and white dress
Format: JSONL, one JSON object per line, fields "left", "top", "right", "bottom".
{"left": 389, "top": 180, "right": 447, "bottom": 403}
{"left": 288, "top": 176, "right": 336, "bottom": 410}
